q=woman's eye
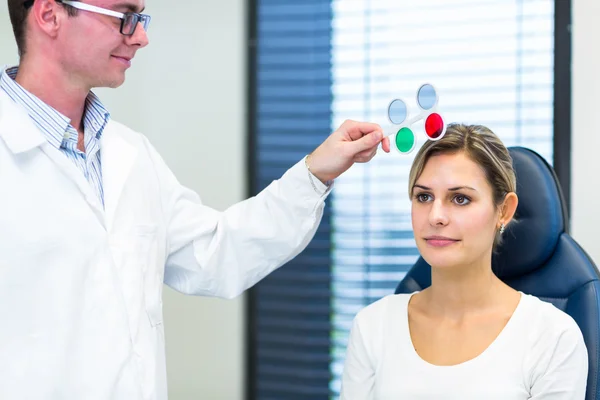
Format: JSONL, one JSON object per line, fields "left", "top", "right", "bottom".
{"left": 416, "top": 193, "right": 431, "bottom": 202}
{"left": 453, "top": 195, "right": 470, "bottom": 205}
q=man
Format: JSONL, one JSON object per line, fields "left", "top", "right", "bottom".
{"left": 1, "top": 0, "right": 390, "bottom": 398}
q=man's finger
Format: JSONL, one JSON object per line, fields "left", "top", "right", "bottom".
{"left": 354, "top": 149, "right": 377, "bottom": 163}
{"left": 342, "top": 120, "right": 384, "bottom": 141}
{"left": 381, "top": 136, "right": 391, "bottom": 153}
{"left": 347, "top": 131, "right": 384, "bottom": 154}
{"left": 354, "top": 144, "right": 378, "bottom": 158}
{"left": 355, "top": 146, "right": 378, "bottom": 161}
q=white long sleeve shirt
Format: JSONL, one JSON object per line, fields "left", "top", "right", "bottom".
{"left": 341, "top": 292, "right": 588, "bottom": 399}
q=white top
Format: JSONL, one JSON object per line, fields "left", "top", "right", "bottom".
{"left": 340, "top": 292, "right": 589, "bottom": 400}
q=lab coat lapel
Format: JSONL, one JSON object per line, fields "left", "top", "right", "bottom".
{"left": 0, "top": 90, "right": 46, "bottom": 153}
{"left": 40, "top": 145, "right": 106, "bottom": 225}
{"left": 0, "top": 91, "right": 106, "bottom": 226}
{"left": 100, "top": 122, "right": 138, "bottom": 232}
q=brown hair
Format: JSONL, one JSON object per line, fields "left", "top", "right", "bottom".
{"left": 408, "top": 123, "right": 517, "bottom": 248}
{"left": 8, "top": 0, "right": 78, "bottom": 57}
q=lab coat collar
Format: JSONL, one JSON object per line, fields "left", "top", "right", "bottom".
{"left": 0, "top": 89, "right": 107, "bottom": 226}
{"left": 0, "top": 88, "right": 139, "bottom": 232}
{"left": 0, "top": 89, "right": 46, "bottom": 153}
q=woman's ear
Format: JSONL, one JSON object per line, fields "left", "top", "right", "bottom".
{"left": 499, "top": 192, "right": 519, "bottom": 226}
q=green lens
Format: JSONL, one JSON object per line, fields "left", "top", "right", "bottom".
{"left": 395, "top": 127, "right": 415, "bottom": 153}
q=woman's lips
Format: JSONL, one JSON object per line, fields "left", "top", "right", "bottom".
{"left": 425, "top": 237, "right": 459, "bottom": 247}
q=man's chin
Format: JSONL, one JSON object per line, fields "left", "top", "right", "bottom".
{"left": 93, "top": 73, "right": 126, "bottom": 89}
{"left": 106, "top": 76, "right": 126, "bottom": 89}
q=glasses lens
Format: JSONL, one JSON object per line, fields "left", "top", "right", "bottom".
{"left": 140, "top": 15, "right": 151, "bottom": 31}
{"left": 122, "top": 14, "right": 138, "bottom": 35}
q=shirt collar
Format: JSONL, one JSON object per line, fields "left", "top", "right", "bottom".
{"left": 0, "top": 65, "right": 111, "bottom": 150}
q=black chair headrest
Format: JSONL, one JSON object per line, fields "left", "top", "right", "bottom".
{"left": 492, "top": 147, "right": 568, "bottom": 279}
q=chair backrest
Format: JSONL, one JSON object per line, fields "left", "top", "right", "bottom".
{"left": 395, "top": 146, "right": 600, "bottom": 399}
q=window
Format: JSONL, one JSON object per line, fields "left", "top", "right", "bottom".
{"left": 247, "top": 1, "right": 570, "bottom": 399}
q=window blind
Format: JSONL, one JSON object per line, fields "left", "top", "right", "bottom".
{"left": 329, "top": 0, "right": 555, "bottom": 396}
{"left": 249, "top": 1, "right": 565, "bottom": 399}
{"left": 248, "top": 1, "right": 334, "bottom": 399}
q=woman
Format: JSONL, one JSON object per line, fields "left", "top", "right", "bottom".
{"left": 340, "top": 124, "right": 588, "bottom": 399}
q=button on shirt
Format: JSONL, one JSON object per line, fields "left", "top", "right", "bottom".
{"left": 0, "top": 66, "right": 109, "bottom": 207}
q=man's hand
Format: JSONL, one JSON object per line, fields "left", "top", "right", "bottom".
{"left": 307, "top": 120, "right": 391, "bottom": 183}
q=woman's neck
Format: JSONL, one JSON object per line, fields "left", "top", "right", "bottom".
{"left": 421, "top": 261, "right": 508, "bottom": 320}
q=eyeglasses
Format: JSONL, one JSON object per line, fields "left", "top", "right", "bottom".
{"left": 23, "top": 0, "right": 151, "bottom": 36}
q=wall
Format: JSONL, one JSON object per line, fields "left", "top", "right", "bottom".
{"left": 0, "top": 1, "right": 247, "bottom": 399}
{"left": 571, "top": 0, "right": 600, "bottom": 265}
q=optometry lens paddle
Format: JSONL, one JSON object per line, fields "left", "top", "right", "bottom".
{"left": 385, "top": 83, "right": 446, "bottom": 155}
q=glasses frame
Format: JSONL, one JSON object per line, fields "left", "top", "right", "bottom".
{"left": 24, "top": 0, "right": 151, "bottom": 36}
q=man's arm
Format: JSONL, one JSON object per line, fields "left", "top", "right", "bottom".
{"left": 148, "top": 120, "right": 389, "bottom": 298}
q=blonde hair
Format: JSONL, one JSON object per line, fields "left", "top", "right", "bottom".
{"left": 408, "top": 123, "right": 516, "bottom": 248}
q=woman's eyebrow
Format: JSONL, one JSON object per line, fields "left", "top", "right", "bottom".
{"left": 448, "top": 186, "right": 477, "bottom": 192}
{"left": 413, "top": 184, "right": 430, "bottom": 190}
{"left": 413, "top": 184, "right": 477, "bottom": 192}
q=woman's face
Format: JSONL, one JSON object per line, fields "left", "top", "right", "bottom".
{"left": 411, "top": 151, "right": 501, "bottom": 271}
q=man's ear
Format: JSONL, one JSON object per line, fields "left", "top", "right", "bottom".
{"left": 31, "top": 0, "right": 64, "bottom": 39}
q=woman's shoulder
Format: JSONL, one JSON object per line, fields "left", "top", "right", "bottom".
{"left": 520, "top": 293, "right": 581, "bottom": 332}
{"left": 517, "top": 293, "right": 588, "bottom": 387}
{"left": 518, "top": 293, "right": 585, "bottom": 349}
{"left": 349, "top": 293, "right": 415, "bottom": 351}
{"left": 353, "top": 293, "right": 415, "bottom": 326}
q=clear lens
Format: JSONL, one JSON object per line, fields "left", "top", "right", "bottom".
{"left": 388, "top": 99, "right": 408, "bottom": 124}
{"left": 121, "top": 13, "right": 138, "bottom": 35}
{"left": 417, "top": 84, "right": 437, "bottom": 110}
{"left": 139, "top": 15, "right": 151, "bottom": 31}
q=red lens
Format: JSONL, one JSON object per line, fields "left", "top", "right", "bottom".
{"left": 425, "top": 113, "right": 444, "bottom": 139}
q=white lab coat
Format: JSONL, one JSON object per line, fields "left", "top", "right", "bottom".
{"left": 0, "top": 89, "right": 330, "bottom": 399}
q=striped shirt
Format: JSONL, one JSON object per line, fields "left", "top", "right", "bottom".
{"left": 0, "top": 66, "right": 109, "bottom": 207}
